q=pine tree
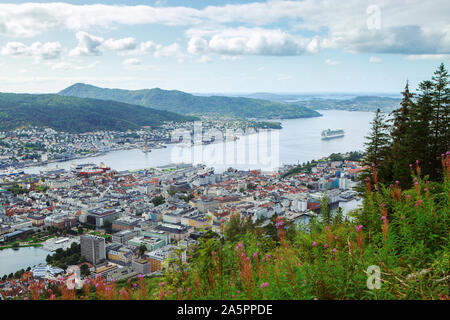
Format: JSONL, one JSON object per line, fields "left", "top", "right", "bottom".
{"left": 362, "top": 108, "right": 390, "bottom": 183}
{"left": 409, "top": 80, "right": 433, "bottom": 177}
{"left": 387, "top": 81, "right": 415, "bottom": 187}
{"left": 429, "top": 63, "right": 450, "bottom": 180}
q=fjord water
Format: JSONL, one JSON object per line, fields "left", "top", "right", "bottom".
{"left": 0, "top": 247, "right": 49, "bottom": 277}
{"left": 24, "top": 110, "right": 374, "bottom": 174}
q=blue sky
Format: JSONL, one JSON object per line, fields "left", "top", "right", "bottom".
{"left": 0, "top": 1, "right": 449, "bottom": 94}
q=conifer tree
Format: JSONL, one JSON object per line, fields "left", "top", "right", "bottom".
{"left": 409, "top": 80, "right": 433, "bottom": 176}
{"left": 386, "top": 81, "right": 415, "bottom": 187}
{"left": 362, "top": 108, "right": 390, "bottom": 183}
{"left": 429, "top": 63, "right": 450, "bottom": 180}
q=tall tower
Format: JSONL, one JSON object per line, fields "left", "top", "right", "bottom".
{"left": 80, "top": 234, "right": 106, "bottom": 266}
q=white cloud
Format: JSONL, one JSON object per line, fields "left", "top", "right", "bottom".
{"left": 369, "top": 56, "right": 382, "bottom": 63}
{"left": 198, "top": 55, "right": 212, "bottom": 63}
{"left": 325, "top": 58, "right": 340, "bottom": 65}
{"left": 0, "top": 1, "right": 449, "bottom": 57}
{"left": 186, "top": 27, "right": 314, "bottom": 56}
{"left": 154, "top": 43, "right": 181, "bottom": 58}
{"left": 405, "top": 54, "right": 450, "bottom": 61}
{"left": 69, "top": 32, "right": 104, "bottom": 56}
{"left": 1, "top": 41, "right": 62, "bottom": 60}
{"left": 51, "top": 61, "right": 100, "bottom": 71}
{"left": 103, "top": 37, "right": 137, "bottom": 51}
{"left": 69, "top": 32, "right": 137, "bottom": 56}
{"left": 123, "top": 58, "right": 141, "bottom": 66}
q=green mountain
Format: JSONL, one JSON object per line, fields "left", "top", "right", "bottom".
{"left": 302, "top": 96, "right": 402, "bottom": 112}
{"left": 0, "top": 92, "right": 196, "bottom": 133}
{"left": 58, "top": 83, "right": 321, "bottom": 119}
{"left": 237, "top": 93, "right": 402, "bottom": 112}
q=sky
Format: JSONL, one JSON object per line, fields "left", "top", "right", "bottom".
{"left": 0, "top": 0, "right": 449, "bottom": 94}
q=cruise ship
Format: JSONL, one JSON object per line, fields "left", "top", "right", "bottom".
{"left": 321, "top": 128, "right": 345, "bottom": 140}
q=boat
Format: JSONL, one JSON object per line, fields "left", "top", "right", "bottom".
{"left": 321, "top": 129, "right": 345, "bottom": 140}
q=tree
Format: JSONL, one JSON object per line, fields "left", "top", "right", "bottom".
{"left": 224, "top": 213, "right": 254, "bottom": 241}
{"left": 137, "top": 244, "right": 147, "bottom": 257}
{"left": 429, "top": 63, "right": 450, "bottom": 180}
{"left": 328, "top": 153, "right": 344, "bottom": 161}
{"left": 80, "top": 264, "right": 90, "bottom": 277}
{"left": 247, "top": 183, "right": 256, "bottom": 191}
{"left": 363, "top": 109, "right": 390, "bottom": 171}
{"left": 320, "top": 194, "right": 332, "bottom": 225}
{"left": 103, "top": 220, "right": 113, "bottom": 234}
{"left": 409, "top": 80, "right": 434, "bottom": 177}
{"left": 152, "top": 195, "right": 165, "bottom": 207}
{"left": 386, "top": 82, "right": 415, "bottom": 187}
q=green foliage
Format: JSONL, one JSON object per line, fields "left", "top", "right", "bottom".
{"left": 59, "top": 83, "right": 321, "bottom": 119}
{"left": 46, "top": 242, "right": 82, "bottom": 270}
{"left": 368, "top": 63, "right": 449, "bottom": 187}
{"left": 152, "top": 195, "right": 165, "bottom": 207}
{"left": 0, "top": 92, "right": 195, "bottom": 133}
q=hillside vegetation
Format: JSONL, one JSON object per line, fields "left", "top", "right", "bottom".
{"left": 0, "top": 93, "right": 196, "bottom": 133}
{"left": 59, "top": 83, "right": 321, "bottom": 119}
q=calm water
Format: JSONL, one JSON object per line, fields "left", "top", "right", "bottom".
{"left": 24, "top": 111, "right": 374, "bottom": 174}
{"left": 0, "top": 247, "right": 50, "bottom": 277}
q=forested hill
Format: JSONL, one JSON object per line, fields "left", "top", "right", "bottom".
{"left": 58, "top": 83, "right": 321, "bottom": 119}
{"left": 0, "top": 93, "right": 196, "bottom": 133}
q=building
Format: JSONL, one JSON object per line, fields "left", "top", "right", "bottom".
{"left": 80, "top": 234, "right": 106, "bottom": 266}
{"left": 27, "top": 214, "right": 46, "bottom": 227}
{"left": 128, "top": 235, "right": 166, "bottom": 251}
{"left": 145, "top": 244, "right": 186, "bottom": 272}
{"left": 86, "top": 208, "right": 120, "bottom": 228}
{"left": 131, "top": 259, "right": 151, "bottom": 275}
{"left": 112, "top": 216, "right": 140, "bottom": 231}
{"left": 111, "top": 229, "right": 139, "bottom": 244}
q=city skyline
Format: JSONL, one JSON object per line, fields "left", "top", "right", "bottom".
{"left": 1, "top": 0, "right": 449, "bottom": 94}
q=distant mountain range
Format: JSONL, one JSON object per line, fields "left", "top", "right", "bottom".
{"left": 59, "top": 83, "right": 322, "bottom": 119}
{"left": 0, "top": 93, "right": 196, "bottom": 133}
{"left": 224, "top": 92, "right": 402, "bottom": 112}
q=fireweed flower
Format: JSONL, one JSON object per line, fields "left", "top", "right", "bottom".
{"left": 252, "top": 252, "right": 258, "bottom": 258}
{"left": 332, "top": 248, "right": 337, "bottom": 253}
{"left": 266, "top": 254, "right": 271, "bottom": 259}
{"left": 324, "top": 244, "right": 329, "bottom": 248}
{"left": 312, "top": 241, "right": 317, "bottom": 247}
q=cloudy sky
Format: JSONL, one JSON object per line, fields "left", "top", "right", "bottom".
{"left": 1, "top": 0, "right": 449, "bottom": 94}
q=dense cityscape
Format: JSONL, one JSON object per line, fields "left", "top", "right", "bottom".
{"left": 0, "top": 149, "right": 364, "bottom": 299}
